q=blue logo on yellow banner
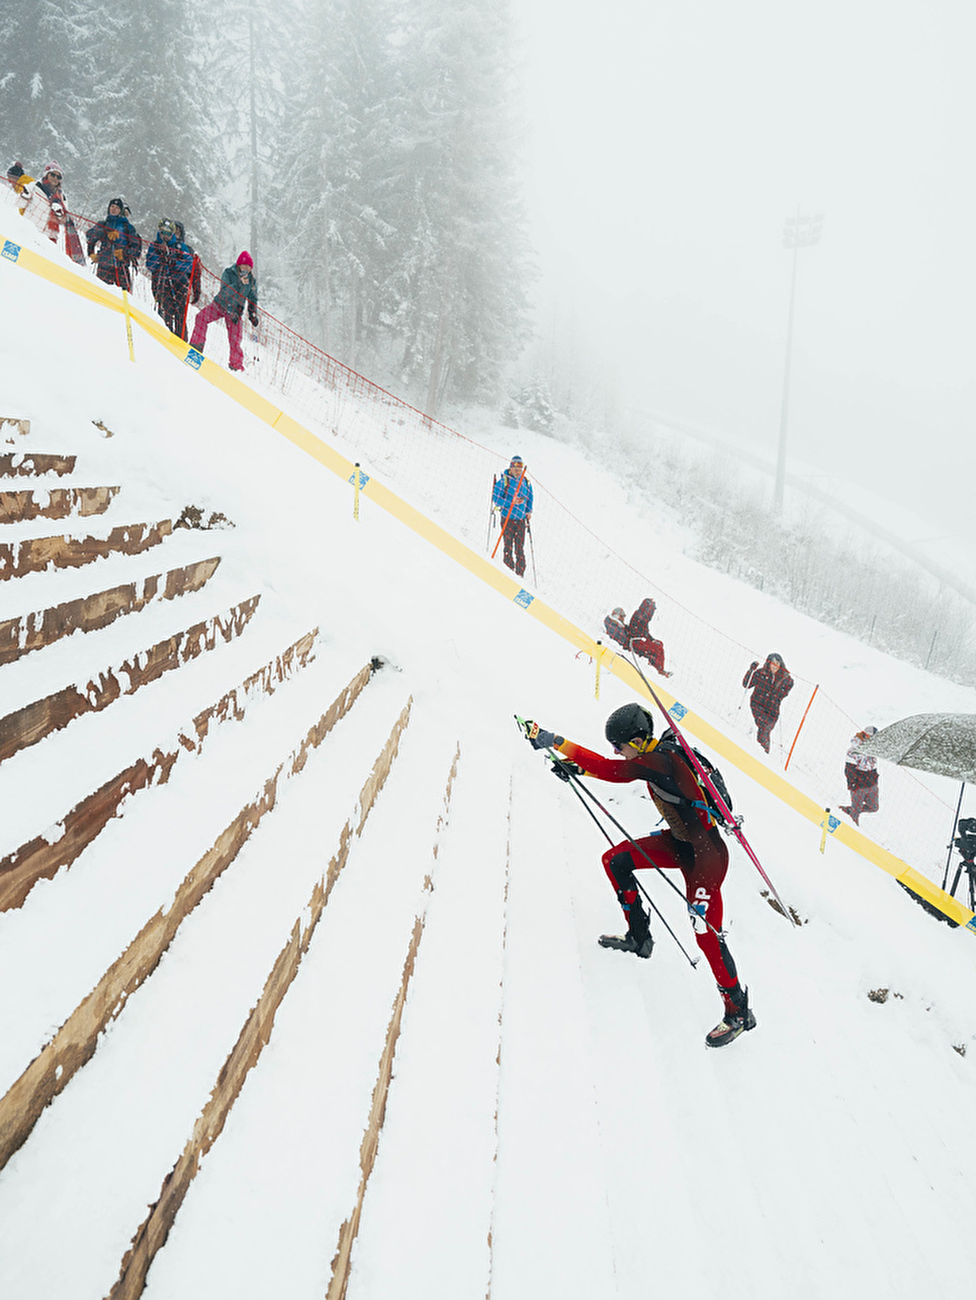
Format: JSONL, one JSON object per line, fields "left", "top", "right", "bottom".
{"left": 184, "top": 347, "right": 204, "bottom": 370}
{"left": 967, "top": 916, "right": 976, "bottom": 932}
{"left": 514, "top": 589, "right": 534, "bottom": 609}
{"left": 2, "top": 240, "right": 21, "bottom": 262}
{"left": 669, "top": 701, "right": 688, "bottom": 721}
{"left": 349, "top": 468, "right": 370, "bottom": 488}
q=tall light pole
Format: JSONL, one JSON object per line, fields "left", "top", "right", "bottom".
{"left": 775, "top": 208, "right": 823, "bottom": 513}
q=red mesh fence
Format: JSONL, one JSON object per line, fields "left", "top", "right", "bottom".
{"left": 5, "top": 180, "right": 960, "bottom": 890}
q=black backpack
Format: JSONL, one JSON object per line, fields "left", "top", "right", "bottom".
{"left": 655, "top": 731, "right": 733, "bottom": 822}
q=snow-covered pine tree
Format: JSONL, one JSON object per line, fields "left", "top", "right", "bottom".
{"left": 388, "top": 0, "right": 532, "bottom": 412}
{"left": 0, "top": 0, "right": 90, "bottom": 180}
{"left": 198, "top": 0, "right": 303, "bottom": 308}
{"left": 77, "top": 0, "right": 216, "bottom": 259}
{"left": 276, "top": 0, "right": 402, "bottom": 368}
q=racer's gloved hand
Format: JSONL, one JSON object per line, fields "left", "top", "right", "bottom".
{"left": 521, "top": 720, "right": 558, "bottom": 750}
{"left": 551, "top": 759, "right": 582, "bottom": 782}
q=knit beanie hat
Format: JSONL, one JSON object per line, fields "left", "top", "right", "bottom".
{"left": 43, "top": 161, "right": 63, "bottom": 178}
{"left": 237, "top": 250, "right": 253, "bottom": 267}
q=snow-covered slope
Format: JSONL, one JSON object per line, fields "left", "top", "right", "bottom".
{"left": 1, "top": 222, "right": 976, "bottom": 1300}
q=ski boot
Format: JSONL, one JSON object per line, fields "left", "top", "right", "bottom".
{"left": 598, "top": 931, "right": 655, "bottom": 958}
{"left": 705, "top": 984, "right": 756, "bottom": 1048}
{"left": 598, "top": 895, "right": 654, "bottom": 958}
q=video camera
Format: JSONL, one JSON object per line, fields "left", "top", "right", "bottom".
{"left": 954, "top": 818, "right": 976, "bottom": 866}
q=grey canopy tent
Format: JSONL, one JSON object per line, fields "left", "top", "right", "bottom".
{"left": 858, "top": 713, "right": 976, "bottom": 903}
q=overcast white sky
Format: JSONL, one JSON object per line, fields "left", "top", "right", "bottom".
{"left": 516, "top": 0, "right": 976, "bottom": 527}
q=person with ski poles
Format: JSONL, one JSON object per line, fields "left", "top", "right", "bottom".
{"left": 491, "top": 455, "right": 533, "bottom": 578}
{"left": 146, "top": 218, "right": 194, "bottom": 337}
{"left": 189, "top": 250, "right": 259, "bottom": 372}
{"left": 519, "top": 702, "right": 756, "bottom": 1048}
{"left": 86, "top": 198, "right": 142, "bottom": 291}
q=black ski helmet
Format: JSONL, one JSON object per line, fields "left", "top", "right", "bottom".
{"left": 605, "top": 703, "right": 654, "bottom": 749}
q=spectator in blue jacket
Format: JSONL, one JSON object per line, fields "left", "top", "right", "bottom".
{"left": 86, "top": 197, "right": 142, "bottom": 291}
{"left": 492, "top": 455, "right": 533, "bottom": 577}
{"left": 146, "top": 218, "right": 194, "bottom": 338}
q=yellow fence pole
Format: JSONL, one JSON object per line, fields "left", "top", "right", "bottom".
{"left": 820, "top": 807, "right": 832, "bottom": 854}
{"left": 121, "top": 289, "right": 135, "bottom": 362}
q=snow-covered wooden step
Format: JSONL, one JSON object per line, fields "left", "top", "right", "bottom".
{"left": 0, "top": 619, "right": 323, "bottom": 910}
{"left": 0, "top": 485, "right": 120, "bottom": 524}
{"left": 0, "top": 517, "right": 172, "bottom": 580}
{"left": 0, "top": 593, "right": 261, "bottom": 763}
{"left": 0, "top": 553, "right": 220, "bottom": 665}
{"left": 0, "top": 660, "right": 391, "bottom": 1180}
{"left": 0, "top": 453, "right": 76, "bottom": 478}
{"left": 0, "top": 523, "right": 223, "bottom": 623}
{"left": 0, "top": 554, "right": 254, "bottom": 712}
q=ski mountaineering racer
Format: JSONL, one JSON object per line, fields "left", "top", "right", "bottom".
{"left": 520, "top": 702, "right": 756, "bottom": 1048}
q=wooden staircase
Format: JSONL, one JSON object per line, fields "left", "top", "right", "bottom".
{"left": 0, "top": 418, "right": 469, "bottom": 1298}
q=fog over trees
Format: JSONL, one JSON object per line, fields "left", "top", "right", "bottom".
{"left": 1, "top": 0, "right": 531, "bottom": 410}
{"left": 4, "top": 0, "right": 971, "bottom": 684}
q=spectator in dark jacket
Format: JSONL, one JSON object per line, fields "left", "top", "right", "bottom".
{"left": 146, "top": 218, "right": 194, "bottom": 338}
{"left": 174, "top": 221, "right": 202, "bottom": 317}
{"left": 189, "top": 250, "right": 259, "bottom": 371}
{"left": 604, "top": 607, "right": 630, "bottom": 647}
{"left": 742, "top": 652, "right": 793, "bottom": 752}
{"left": 86, "top": 197, "right": 142, "bottom": 290}
{"left": 841, "top": 726, "right": 880, "bottom": 825}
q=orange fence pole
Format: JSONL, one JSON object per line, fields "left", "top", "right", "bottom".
{"left": 785, "top": 683, "right": 819, "bottom": 772}
{"left": 490, "top": 464, "right": 527, "bottom": 561}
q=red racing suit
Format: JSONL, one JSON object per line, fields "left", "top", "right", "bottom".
{"left": 554, "top": 736, "right": 739, "bottom": 989}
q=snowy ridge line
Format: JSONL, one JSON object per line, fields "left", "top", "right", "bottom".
{"left": 0, "top": 555, "right": 220, "bottom": 665}
{"left": 0, "top": 660, "right": 377, "bottom": 1174}
{"left": 644, "top": 409, "right": 976, "bottom": 611}
{"left": 0, "top": 517, "right": 172, "bottom": 580}
{"left": 0, "top": 216, "right": 959, "bottom": 893}
{"left": 107, "top": 694, "right": 412, "bottom": 1300}
{"left": 0, "top": 593, "right": 261, "bottom": 764}
{"left": 0, "top": 626, "right": 320, "bottom": 912}
{"left": 327, "top": 741, "right": 460, "bottom": 1299}
{"left": 0, "top": 483, "right": 120, "bottom": 524}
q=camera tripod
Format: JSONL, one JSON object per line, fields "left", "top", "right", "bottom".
{"left": 947, "top": 817, "right": 976, "bottom": 912}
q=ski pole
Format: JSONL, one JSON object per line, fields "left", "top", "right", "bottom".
{"left": 625, "top": 659, "right": 797, "bottom": 926}
{"left": 491, "top": 463, "right": 527, "bottom": 561}
{"left": 552, "top": 760, "right": 699, "bottom": 966}
{"left": 527, "top": 518, "right": 538, "bottom": 586}
{"left": 486, "top": 477, "right": 497, "bottom": 551}
{"left": 554, "top": 756, "right": 725, "bottom": 942}
{"left": 514, "top": 716, "right": 721, "bottom": 942}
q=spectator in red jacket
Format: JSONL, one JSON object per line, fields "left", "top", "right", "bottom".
{"left": 742, "top": 652, "right": 793, "bottom": 752}
{"left": 602, "top": 598, "right": 671, "bottom": 676}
